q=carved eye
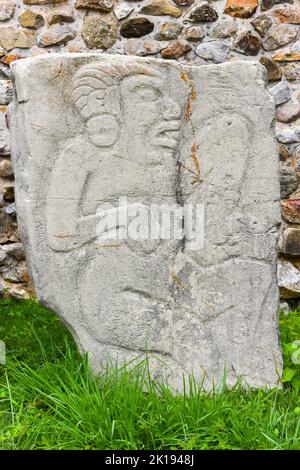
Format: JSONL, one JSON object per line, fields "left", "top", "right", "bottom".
{"left": 134, "top": 86, "right": 160, "bottom": 102}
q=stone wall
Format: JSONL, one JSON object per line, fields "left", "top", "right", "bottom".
{"left": 0, "top": 0, "right": 300, "bottom": 299}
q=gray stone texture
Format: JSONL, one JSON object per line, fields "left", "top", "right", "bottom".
{"left": 0, "top": 0, "right": 300, "bottom": 301}
{"left": 10, "top": 53, "right": 282, "bottom": 390}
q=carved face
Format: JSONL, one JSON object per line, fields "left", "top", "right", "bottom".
{"left": 120, "top": 74, "right": 182, "bottom": 161}
{"left": 73, "top": 64, "right": 184, "bottom": 161}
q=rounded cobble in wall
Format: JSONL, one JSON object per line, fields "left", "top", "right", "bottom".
{"left": 37, "top": 25, "right": 76, "bottom": 47}
{"left": 233, "top": 31, "right": 261, "bottom": 55}
{"left": 75, "top": 0, "right": 114, "bottom": 12}
{"left": 0, "top": 0, "right": 16, "bottom": 21}
{"left": 283, "top": 63, "right": 300, "bottom": 81}
{"left": 140, "top": 0, "right": 182, "bottom": 18}
{"left": 273, "top": 4, "right": 300, "bottom": 24}
{"left": 196, "top": 39, "right": 230, "bottom": 63}
{"left": 186, "top": 2, "right": 219, "bottom": 22}
{"left": 19, "top": 10, "right": 45, "bottom": 29}
{"left": 260, "top": 56, "right": 282, "bottom": 81}
{"left": 159, "top": 20, "right": 183, "bottom": 40}
{"left": 120, "top": 17, "right": 155, "bottom": 38}
{"left": 160, "top": 37, "right": 191, "bottom": 59}
{"left": 23, "top": 0, "right": 66, "bottom": 4}
{"left": 124, "top": 38, "right": 165, "bottom": 56}
{"left": 262, "top": 24, "right": 299, "bottom": 51}
{"left": 47, "top": 7, "right": 75, "bottom": 25}
{"left": 224, "top": 0, "right": 258, "bottom": 19}
{"left": 276, "top": 100, "right": 300, "bottom": 123}
{"left": 174, "top": 0, "right": 194, "bottom": 6}
{"left": 81, "top": 13, "right": 117, "bottom": 49}
{"left": 280, "top": 164, "right": 299, "bottom": 199}
{"left": 261, "top": 1, "right": 293, "bottom": 12}
{"left": 251, "top": 13, "right": 273, "bottom": 37}
{"left": 0, "top": 158, "right": 13, "bottom": 178}
{"left": 211, "top": 15, "right": 237, "bottom": 38}
{"left": 184, "top": 25, "right": 205, "bottom": 41}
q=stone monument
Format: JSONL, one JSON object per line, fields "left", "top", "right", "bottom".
{"left": 10, "top": 53, "right": 282, "bottom": 390}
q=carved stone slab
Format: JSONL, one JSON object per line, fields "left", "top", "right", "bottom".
{"left": 10, "top": 53, "right": 282, "bottom": 390}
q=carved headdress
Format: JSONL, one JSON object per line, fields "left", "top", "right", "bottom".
{"left": 72, "top": 60, "right": 160, "bottom": 120}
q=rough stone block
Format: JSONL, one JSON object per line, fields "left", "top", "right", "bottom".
{"left": 10, "top": 53, "right": 282, "bottom": 390}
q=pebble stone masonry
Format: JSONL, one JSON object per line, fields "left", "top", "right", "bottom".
{"left": 10, "top": 52, "right": 282, "bottom": 389}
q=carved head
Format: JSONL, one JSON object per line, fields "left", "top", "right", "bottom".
{"left": 72, "top": 60, "right": 183, "bottom": 160}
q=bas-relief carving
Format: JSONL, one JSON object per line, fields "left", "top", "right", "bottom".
{"left": 46, "top": 62, "right": 186, "bottom": 357}
{"left": 11, "top": 54, "right": 282, "bottom": 390}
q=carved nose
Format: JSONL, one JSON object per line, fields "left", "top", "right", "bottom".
{"left": 162, "top": 98, "right": 182, "bottom": 120}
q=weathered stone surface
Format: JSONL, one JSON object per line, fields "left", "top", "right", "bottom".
{"left": 277, "top": 127, "right": 300, "bottom": 144}
{"left": 185, "top": 26, "right": 205, "bottom": 41}
{"left": 263, "top": 24, "right": 299, "bottom": 51}
{"left": 0, "top": 27, "right": 36, "bottom": 51}
{"left": 282, "top": 199, "right": 300, "bottom": 223}
{"left": 272, "top": 40, "right": 300, "bottom": 61}
{"left": 0, "top": 256, "right": 29, "bottom": 283}
{"left": 259, "top": 56, "right": 282, "bottom": 82}
{"left": 75, "top": 0, "right": 113, "bottom": 11}
{"left": 174, "top": 0, "right": 193, "bottom": 5}
{"left": 114, "top": 3, "right": 134, "bottom": 20}
{"left": 0, "top": 158, "right": 13, "bottom": 177}
{"left": 159, "top": 21, "right": 182, "bottom": 41}
{"left": 3, "top": 182, "right": 14, "bottom": 201}
{"left": 0, "top": 277, "right": 32, "bottom": 299}
{"left": 0, "top": 248, "right": 6, "bottom": 263}
{"left": 278, "top": 143, "right": 290, "bottom": 161}
{"left": 278, "top": 259, "right": 300, "bottom": 299}
{"left": 233, "top": 32, "right": 261, "bottom": 56}
{"left": 1, "top": 53, "right": 24, "bottom": 64}
{"left": 269, "top": 80, "right": 291, "bottom": 105}
{"left": 141, "top": 0, "right": 182, "bottom": 18}
{"left": 0, "top": 222, "right": 17, "bottom": 244}
{"left": 19, "top": 10, "right": 45, "bottom": 29}
{"left": 196, "top": 40, "right": 230, "bottom": 63}
{"left": 0, "top": 0, "right": 15, "bottom": 21}
{"left": 276, "top": 101, "right": 300, "bottom": 123}
{"left": 120, "top": 18, "right": 154, "bottom": 38}
{"left": 0, "top": 79, "right": 13, "bottom": 105}
{"left": 280, "top": 164, "right": 298, "bottom": 198}
{"left": 160, "top": 38, "right": 191, "bottom": 59}
{"left": 48, "top": 7, "right": 75, "bottom": 25}
{"left": 293, "top": 145, "right": 300, "bottom": 167}
{"left": 0, "top": 110, "right": 9, "bottom": 155}
{"left": 282, "top": 63, "right": 300, "bottom": 80}
{"left": 224, "top": 0, "right": 258, "bottom": 19}
{"left": 10, "top": 54, "right": 282, "bottom": 390}
{"left": 273, "top": 4, "right": 300, "bottom": 24}
{"left": 211, "top": 16, "right": 237, "bottom": 39}
{"left": 261, "top": 0, "right": 293, "bottom": 12}
{"left": 23, "top": 0, "right": 65, "bottom": 3}
{"left": 251, "top": 14, "right": 273, "bottom": 37}
{"left": 37, "top": 26, "right": 76, "bottom": 47}
{"left": 4, "top": 202, "right": 16, "bottom": 216}
{"left": 187, "top": 2, "right": 218, "bottom": 22}
{"left": 81, "top": 14, "right": 117, "bottom": 49}
{"left": 279, "top": 228, "right": 300, "bottom": 257}
{"left": 0, "top": 243, "right": 25, "bottom": 260}
{"left": 124, "top": 39, "right": 165, "bottom": 56}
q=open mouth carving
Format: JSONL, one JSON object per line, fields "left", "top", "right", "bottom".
{"left": 150, "top": 120, "right": 182, "bottom": 149}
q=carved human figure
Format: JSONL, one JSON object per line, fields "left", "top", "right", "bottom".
{"left": 46, "top": 60, "right": 185, "bottom": 356}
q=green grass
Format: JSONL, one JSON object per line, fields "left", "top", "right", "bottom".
{"left": 0, "top": 298, "right": 300, "bottom": 450}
